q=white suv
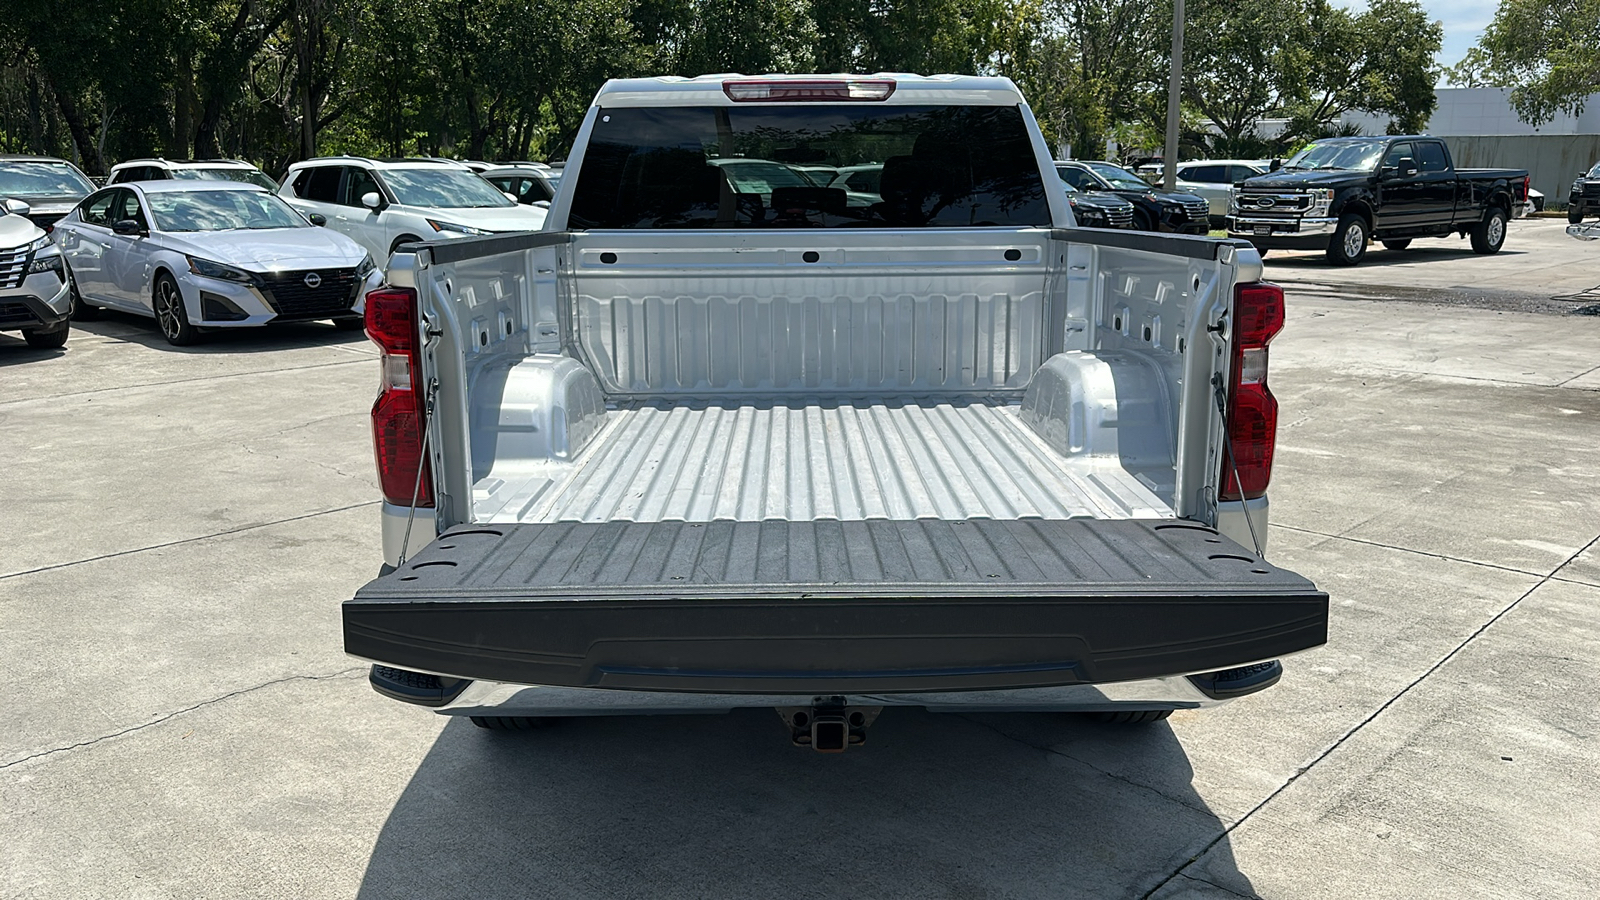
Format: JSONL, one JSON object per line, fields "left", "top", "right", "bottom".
{"left": 277, "top": 157, "right": 546, "bottom": 261}
{"left": 106, "top": 158, "right": 279, "bottom": 191}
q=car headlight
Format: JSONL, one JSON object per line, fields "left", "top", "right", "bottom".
{"left": 1307, "top": 188, "right": 1335, "bottom": 214}
{"left": 356, "top": 253, "right": 377, "bottom": 279}
{"left": 426, "top": 219, "right": 493, "bottom": 236}
{"left": 1577, "top": 181, "right": 1587, "bottom": 193}
{"left": 186, "top": 256, "right": 255, "bottom": 283}
{"left": 26, "top": 234, "right": 52, "bottom": 253}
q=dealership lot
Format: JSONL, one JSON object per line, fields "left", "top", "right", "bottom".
{"left": 2, "top": 233, "right": 1598, "bottom": 898}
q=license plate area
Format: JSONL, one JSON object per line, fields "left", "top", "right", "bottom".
{"left": 1254, "top": 225, "right": 1272, "bottom": 236}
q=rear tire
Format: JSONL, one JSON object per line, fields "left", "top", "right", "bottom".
{"left": 470, "top": 715, "right": 557, "bottom": 731}
{"left": 1326, "top": 214, "right": 1368, "bottom": 266}
{"left": 1087, "top": 709, "right": 1174, "bottom": 724}
{"left": 153, "top": 273, "right": 199, "bottom": 346}
{"left": 1381, "top": 239, "right": 1412, "bottom": 251}
{"left": 1471, "top": 206, "right": 1508, "bottom": 255}
{"left": 1570, "top": 206, "right": 1585, "bottom": 225}
{"left": 22, "top": 321, "right": 69, "bottom": 349}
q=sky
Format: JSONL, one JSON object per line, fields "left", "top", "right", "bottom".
{"left": 1331, "top": 0, "right": 1500, "bottom": 79}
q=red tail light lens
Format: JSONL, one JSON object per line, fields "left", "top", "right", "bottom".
{"left": 723, "top": 80, "right": 895, "bottom": 102}
{"left": 365, "top": 287, "right": 433, "bottom": 507}
{"left": 1219, "top": 283, "right": 1285, "bottom": 501}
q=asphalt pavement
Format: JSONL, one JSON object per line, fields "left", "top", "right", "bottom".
{"left": 2, "top": 230, "right": 1597, "bottom": 898}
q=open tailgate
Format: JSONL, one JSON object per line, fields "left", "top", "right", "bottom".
{"left": 345, "top": 519, "right": 1327, "bottom": 694}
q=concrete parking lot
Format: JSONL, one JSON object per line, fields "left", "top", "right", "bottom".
{"left": 3, "top": 229, "right": 1598, "bottom": 898}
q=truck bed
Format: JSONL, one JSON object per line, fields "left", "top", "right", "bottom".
{"left": 473, "top": 399, "right": 1174, "bottom": 525}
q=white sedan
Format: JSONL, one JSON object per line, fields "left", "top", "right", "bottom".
{"left": 55, "top": 181, "right": 379, "bottom": 345}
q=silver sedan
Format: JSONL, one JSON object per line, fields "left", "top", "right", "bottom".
{"left": 55, "top": 181, "right": 379, "bottom": 345}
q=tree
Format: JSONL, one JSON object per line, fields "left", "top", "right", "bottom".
{"left": 1280, "top": 0, "right": 1441, "bottom": 141}
{"left": 1183, "top": 0, "right": 1308, "bottom": 150}
{"left": 1448, "top": 0, "right": 1600, "bottom": 125}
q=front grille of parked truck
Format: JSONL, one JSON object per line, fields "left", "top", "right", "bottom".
{"left": 1234, "top": 192, "right": 1312, "bottom": 215}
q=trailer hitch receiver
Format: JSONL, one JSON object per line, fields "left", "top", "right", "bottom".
{"left": 778, "top": 698, "right": 882, "bottom": 752}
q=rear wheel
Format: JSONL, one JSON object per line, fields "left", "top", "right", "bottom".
{"left": 1087, "top": 709, "right": 1174, "bottom": 724}
{"left": 1382, "top": 239, "right": 1412, "bottom": 251}
{"left": 1326, "top": 214, "right": 1368, "bottom": 266}
{"left": 1570, "top": 206, "right": 1585, "bottom": 225}
{"left": 1471, "top": 206, "right": 1508, "bottom": 255}
{"left": 22, "top": 321, "right": 69, "bottom": 349}
{"left": 153, "top": 273, "right": 199, "bottom": 346}
{"left": 470, "top": 716, "right": 557, "bottom": 731}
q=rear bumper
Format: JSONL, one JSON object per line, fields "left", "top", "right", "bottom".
{"left": 345, "top": 519, "right": 1329, "bottom": 696}
{"left": 425, "top": 670, "right": 1262, "bottom": 716}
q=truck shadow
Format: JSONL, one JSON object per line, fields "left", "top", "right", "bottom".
{"left": 68, "top": 309, "right": 369, "bottom": 354}
{"left": 1265, "top": 246, "right": 1529, "bottom": 269}
{"left": 356, "top": 708, "right": 1255, "bottom": 899}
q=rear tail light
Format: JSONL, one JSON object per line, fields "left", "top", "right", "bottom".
{"left": 723, "top": 79, "right": 895, "bottom": 102}
{"left": 1219, "top": 282, "right": 1285, "bottom": 501}
{"left": 365, "top": 287, "right": 433, "bottom": 507}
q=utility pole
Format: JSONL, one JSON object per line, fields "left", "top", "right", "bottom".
{"left": 1163, "top": 0, "right": 1184, "bottom": 192}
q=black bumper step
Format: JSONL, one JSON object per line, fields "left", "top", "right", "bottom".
{"left": 344, "top": 519, "right": 1328, "bottom": 694}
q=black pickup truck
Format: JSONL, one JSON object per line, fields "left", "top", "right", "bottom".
{"left": 1570, "top": 160, "right": 1600, "bottom": 224}
{"left": 1229, "top": 136, "right": 1529, "bottom": 265}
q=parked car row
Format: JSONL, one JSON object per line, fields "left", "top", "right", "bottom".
{"left": 1056, "top": 160, "right": 1210, "bottom": 234}
{"left": 1, "top": 153, "right": 549, "bottom": 349}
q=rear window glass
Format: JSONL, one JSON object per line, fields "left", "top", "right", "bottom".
{"left": 568, "top": 105, "right": 1050, "bottom": 229}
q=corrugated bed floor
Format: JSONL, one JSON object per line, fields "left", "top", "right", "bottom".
{"left": 472, "top": 402, "right": 1173, "bottom": 524}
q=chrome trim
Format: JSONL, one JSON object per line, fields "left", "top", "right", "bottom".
{"left": 1229, "top": 216, "right": 1337, "bottom": 237}
{"left": 434, "top": 674, "right": 1239, "bottom": 716}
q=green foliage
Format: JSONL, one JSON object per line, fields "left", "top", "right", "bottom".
{"left": 1448, "top": 0, "right": 1600, "bottom": 125}
{"left": 0, "top": 0, "right": 1447, "bottom": 172}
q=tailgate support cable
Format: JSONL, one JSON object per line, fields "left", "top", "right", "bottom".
{"left": 397, "top": 377, "right": 439, "bottom": 567}
{"left": 1213, "top": 373, "right": 1265, "bottom": 558}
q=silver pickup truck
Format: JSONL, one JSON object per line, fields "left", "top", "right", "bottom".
{"left": 344, "top": 75, "right": 1327, "bottom": 750}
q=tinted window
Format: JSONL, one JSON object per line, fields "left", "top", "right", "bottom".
{"left": 1382, "top": 143, "right": 1413, "bottom": 168}
{"left": 1181, "top": 165, "right": 1225, "bottom": 184}
{"left": 842, "top": 169, "right": 882, "bottom": 193}
{"left": 341, "top": 166, "right": 382, "bottom": 206}
{"left": 1056, "top": 166, "right": 1101, "bottom": 191}
{"left": 1084, "top": 163, "right": 1151, "bottom": 190}
{"left": 297, "top": 166, "right": 342, "bottom": 202}
{"left": 1228, "top": 165, "right": 1261, "bottom": 182}
{"left": 112, "top": 189, "right": 147, "bottom": 227}
{"left": 80, "top": 190, "right": 118, "bottom": 227}
{"left": 1414, "top": 142, "right": 1448, "bottom": 172}
{"left": 488, "top": 175, "right": 552, "bottom": 204}
{"left": 569, "top": 105, "right": 1050, "bottom": 229}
